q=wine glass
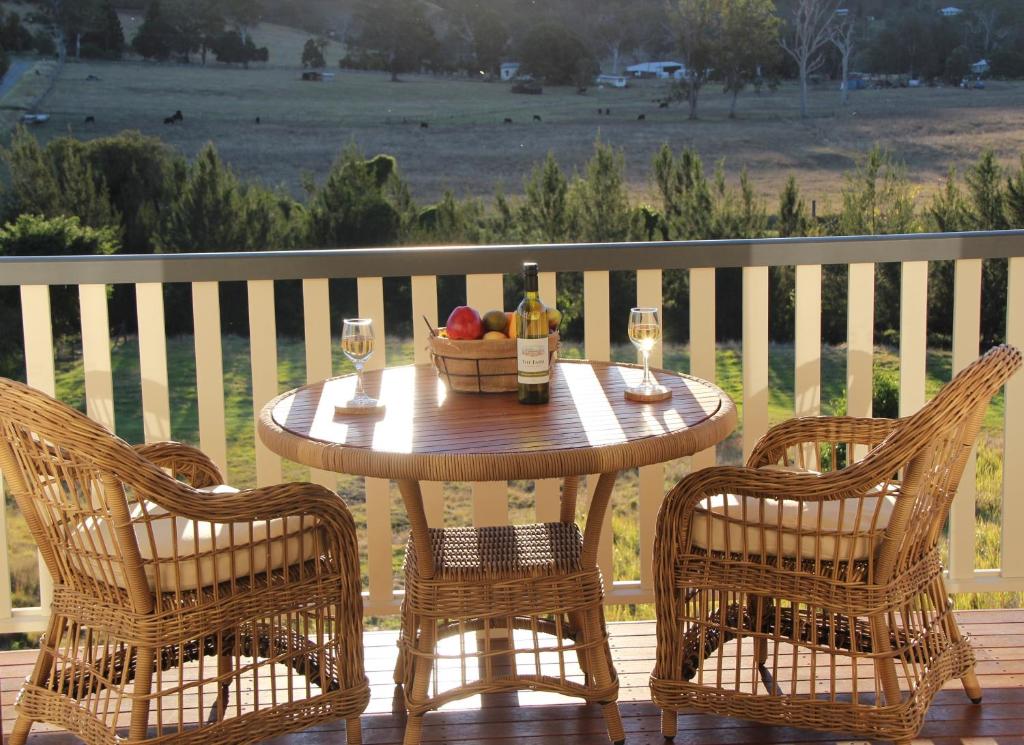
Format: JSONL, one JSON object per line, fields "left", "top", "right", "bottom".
{"left": 341, "top": 318, "right": 377, "bottom": 407}
{"left": 627, "top": 307, "right": 668, "bottom": 396}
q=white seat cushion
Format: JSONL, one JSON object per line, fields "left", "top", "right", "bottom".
{"left": 690, "top": 466, "right": 897, "bottom": 561}
{"left": 74, "top": 485, "right": 320, "bottom": 592}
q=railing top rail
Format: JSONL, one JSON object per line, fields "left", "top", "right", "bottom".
{"left": 1, "top": 230, "right": 1023, "bottom": 286}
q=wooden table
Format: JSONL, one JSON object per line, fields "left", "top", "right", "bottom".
{"left": 259, "top": 360, "right": 736, "bottom": 745}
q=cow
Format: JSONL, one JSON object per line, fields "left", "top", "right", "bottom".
{"left": 637, "top": 113, "right": 646, "bottom": 121}
{"left": 659, "top": 101, "right": 669, "bottom": 108}
{"left": 419, "top": 121, "right": 429, "bottom": 128}
{"left": 84, "top": 115, "right": 95, "bottom": 124}
{"left": 163, "top": 116, "right": 176, "bottom": 125}
{"left": 533, "top": 114, "right": 542, "bottom": 122}
{"left": 503, "top": 117, "right": 513, "bottom": 124}
{"left": 255, "top": 116, "right": 261, "bottom": 124}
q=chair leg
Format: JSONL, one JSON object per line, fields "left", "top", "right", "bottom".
{"left": 10, "top": 614, "right": 63, "bottom": 745}
{"left": 577, "top": 608, "right": 623, "bottom": 743}
{"left": 869, "top": 615, "right": 904, "bottom": 708}
{"left": 129, "top": 646, "right": 156, "bottom": 742}
{"left": 402, "top": 713, "right": 425, "bottom": 745}
{"left": 945, "top": 602, "right": 983, "bottom": 704}
{"left": 216, "top": 638, "right": 233, "bottom": 720}
{"left": 661, "top": 708, "right": 677, "bottom": 739}
{"left": 346, "top": 715, "right": 362, "bottom": 745}
{"left": 8, "top": 715, "right": 34, "bottom": 745}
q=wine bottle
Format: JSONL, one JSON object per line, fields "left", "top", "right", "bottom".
{"left": 517, "top": 262, "right": 550, "bottom": 404}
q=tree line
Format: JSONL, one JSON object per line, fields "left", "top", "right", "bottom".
{"left": 1, "top": 127, "right": 1022, "bottom": 380}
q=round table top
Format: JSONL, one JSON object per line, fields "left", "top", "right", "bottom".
{"left": 258, "top": 360, "right": 736, "bottom": 482}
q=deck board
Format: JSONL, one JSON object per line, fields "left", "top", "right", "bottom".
{"left": 2, "top": 610, "right": 1022, "bottom": 744}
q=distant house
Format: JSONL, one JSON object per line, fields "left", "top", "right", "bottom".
{"left": 500, "top": 62, "right": 520, "bottom": 81}
{"left": 626, "top": 61, "right": 686, "bottom": 80}
{"left": 596, "top": 74, "right": 628, "bottom": 88}
{"left": 940, "top": 6, "right": 963, "bottom": 16}
{"left": 972, "top": 59, "right": 990, "bottom": 75}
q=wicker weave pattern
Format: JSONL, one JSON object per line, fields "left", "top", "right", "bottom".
{"left": 0, "top": 377, "right": 369, "bottom": 745}
{"left": 651, "top": 345, "right": 1022, "bottom": 744}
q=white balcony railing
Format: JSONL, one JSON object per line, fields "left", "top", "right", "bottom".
{"left": 1, "top": 231, "right": 1023, "bottom": 633}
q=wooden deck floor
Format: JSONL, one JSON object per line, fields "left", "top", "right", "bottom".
{"left": 2, "top": 610, "right": 1023, "bottom": 744}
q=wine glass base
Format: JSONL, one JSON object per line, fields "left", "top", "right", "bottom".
{"left": 335, "top": 399, "right": 386, "bottom": 416}
{"left": 624, "top": 384, "right": 672, "bottom": 403}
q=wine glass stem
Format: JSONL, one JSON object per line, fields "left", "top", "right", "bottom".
{"left": 355, "top": 361, "right": 365, "bottom": 398}
{"left": 642, "top": 350, "right": 652, "bottom": 387}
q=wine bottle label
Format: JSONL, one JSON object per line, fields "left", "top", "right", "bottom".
{"left": 517, "top": 337, "right": 549, "bottom": 384}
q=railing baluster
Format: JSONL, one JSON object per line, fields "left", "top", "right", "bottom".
{"left": 20, "top": 285, "right": 55, "bottom": 614}
{"left": 795, "top": 265, "right": 822, "bottom": 467}
{"left": 302, "top": 278, "right": 337, "bottom": 490}
{"left": 950, "top": 259, "right": 982, "bottom": 582}
{"left": 358, "top": 277, "right": 394, "bottom": 613}
{"left": 410, "top": 275, "right": 444, "bottom": 525}
{"left": 466, "top": 273, "right": 508, "bottom": 528}
{"left": 192, "top": 282, "right": 228, "bottom": 478}
{"left": 794, "top": 265, "right": 822, "bottom": 418}
{"left": 536, "top": 270, "right": 561, "bottom": 524}
{"left": 690, "top": 268, "right": 717, "bottom": 470}
{"left": 135, "top": 283, "right": 171, "bottom": 443}
{"left": 247, "top": 280, "right": 282, "bottom": 486}
{"left": 1004, "top": 257, "right": 1024, "bottom": 581}
{"left": 583, "top": 270, "right": 614, "bottom": 583}
{"left": 899, "top": 261, "right": 929, "bottom": 417}
{"left": 637, "top": 269, "right": 664, "bottom": 593}
{"left": 847, "top": 263, "right": 875, "bottom": 463}
{"left": 79, "top": 285, "right": 115, "bottom": 432}
{"left": 742, "top": 267, "right": 770, "bottom": 462}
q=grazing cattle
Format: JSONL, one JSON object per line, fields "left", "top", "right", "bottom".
{"left": 419, "top": 121, "right": 429, "bottom": 128}
{"left": 605, "top": 108, "right": 611, "bottom": 115}
{"left": 637, "top": 113, "right": 646, "bottom": 121}
{"left": 503, "top": 117, "right": 513, "bottom": 124}
{"left": 596, "top": 108, "right": 603, "bottom": 115}
{"left": 533, "top": 114, "right": 542, "bottom": 122}
{"left": 659, "top": 101, "right": 669, "bottom": 108}
{"left": 255, "top": 116, "right": 261, "bottom": 124}
{"left": 173, "top": 110, "right": 183, "bottom": 121}
{"left": 163, "top": 116, "right": 176, "bottom": 125}
{"left": 84, "top": 115, "right": 95, "bottom": 124}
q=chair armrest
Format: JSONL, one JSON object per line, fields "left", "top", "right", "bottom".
{"left": 746, "top": 416, "right": 898, "bottom": 469}
{"left": 133, "top": 442, "right": 224, "bottom": 488}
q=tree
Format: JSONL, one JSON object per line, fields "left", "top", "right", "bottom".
{"left": 830, "top": 12, "right": 854, "bottom": 105}
{"left": 668, "top": 0, "right": 722, "bottom": 120}
{"left": 570, "top": 140, "right": 633, "bottom": 243}
{"left": 520, "top": 153, "right": 571, "bottom": 243}
{"left": 518, "top": 21, "right": 597, "bottom": 86}
{"left": 210, "top": 29, "right": 268, "bottom": 67}
{"left": 347, "top": 0, "right": 438, "bottom": 82}
{"left": 719, "top": 0, "right": 780, "bottom": 118}
{"left": 590, "top": 0, "right": 645, "bottom": 76}
{"left": 0, "top": 47, "right": 9, "bottom": 80}
{"left": 454, "top": 3, "right": 507, "bottom": 77}
{"left": 780, "top": 0, "right": 841, "bottom": 118}
{"left": 778, "top": 175, "right": 811, "bottom": 237}
{"left": 302, "top": 37, "right": 326, "bottom": 68}
{"left": 132, "top": 0, "right": 175, "bottom": 60}
{"left": 221, "top": 0, "right": 262, "bottom": 41}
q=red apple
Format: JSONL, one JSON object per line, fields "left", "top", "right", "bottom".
{"left": 445, "top": 306, "right": 484, "bottom": 340}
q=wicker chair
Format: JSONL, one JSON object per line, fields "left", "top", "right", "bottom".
{"left": 0, "top": 377, "right": 369, "bottom": 745}
{"left": 651, "top": 344, "right": 1022, "bottom": 744}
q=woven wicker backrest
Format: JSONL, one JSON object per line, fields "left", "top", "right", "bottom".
{"left": 871, "top": 344, "right": 1022, "bottom": 581}
{"left": 0, "top": 377, "right": 156, "bottom": 613}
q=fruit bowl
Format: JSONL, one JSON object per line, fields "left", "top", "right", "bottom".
{"left": 429, "top": 331, "right": 560, "bottom": 393}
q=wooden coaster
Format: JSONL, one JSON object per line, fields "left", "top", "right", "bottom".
{"left": 335, "top": 401, "right": 386, "bottom": 416}
{"left": 624, "top": 386, "right": 672, "bottom": 403}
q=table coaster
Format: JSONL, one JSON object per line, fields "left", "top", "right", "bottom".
{"left": 624, "top": 387, "right": 672, "bottom": 403}
{"left": 335, "top": 401, "right": 386, "bottom": 416}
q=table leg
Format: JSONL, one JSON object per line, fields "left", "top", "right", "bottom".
{"left": 396, "top": 480, "right": 434, "bottom": 691}
{"left": 577, "top": 471, "right": 624, "bottom": 744}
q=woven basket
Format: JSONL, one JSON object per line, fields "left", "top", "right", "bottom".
{"left": 430, "top": 331, "right": 560, "bottom": 393}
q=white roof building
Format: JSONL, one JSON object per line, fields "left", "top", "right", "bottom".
{"left": 625, "top": 61, "right": 686, "bottom": 80}
{"left": 940, "top": 6, "right": 963, "bottom": 16}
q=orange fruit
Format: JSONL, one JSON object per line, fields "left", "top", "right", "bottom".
{"left": 505, "top": 312, "right": 518, "bottom": 339}
{"left": 483, "top": 330, "right": 507, "bottom": 340}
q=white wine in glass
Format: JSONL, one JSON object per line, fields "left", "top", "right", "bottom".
{"left": 341, "top": 318, "right": 378, "bottom": 407}
{"left": 627, "top": 307, "right": 669, "bottom": 398}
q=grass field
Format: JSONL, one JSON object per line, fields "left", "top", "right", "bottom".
{"left": 3, "top": 334, "right": 1015, "bottom": 628}
{"left": 17, "top": 39, "right": 1024, "bottom": 206}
